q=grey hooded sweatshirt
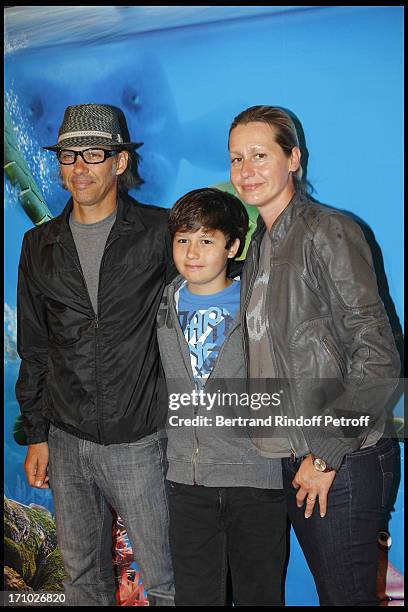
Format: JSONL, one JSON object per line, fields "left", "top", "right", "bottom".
{"left": 157, "top": 275, "right": 282, "bottom": 488}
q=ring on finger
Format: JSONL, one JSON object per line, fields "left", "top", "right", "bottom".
{"left": 307, "top": 497, "right": 316, "bottom": 503}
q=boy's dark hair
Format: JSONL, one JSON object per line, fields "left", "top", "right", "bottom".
{"left": 169, "top": 188, "right": 249, "bottom": 259}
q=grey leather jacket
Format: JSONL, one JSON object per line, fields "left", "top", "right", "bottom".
{"left": 240, "top": 191, "right": 400, "bottom": 470}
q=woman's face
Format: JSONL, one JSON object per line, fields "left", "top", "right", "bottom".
{"left": 229, "top": 121, "right": 300, "bottom": 213}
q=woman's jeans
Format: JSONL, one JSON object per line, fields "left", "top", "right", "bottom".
{"left": 168, "top": 483, "right": 287, "bottom": 606}
{"left": 282, "top": 437, "right": 397, "bottom": 606}
{"left": 47, "top": 425, "right": 174, "bottom": 606}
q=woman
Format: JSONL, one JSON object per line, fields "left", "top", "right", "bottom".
{"left": 228, "top": 105, "right": 400, "bottom": 606}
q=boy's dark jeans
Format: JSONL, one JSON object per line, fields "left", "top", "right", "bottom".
{"left": 282, "top": 437, "right": 397, "bottom": 606}
{"left": 167, "top": 482, "right": 287, "bottom": 606}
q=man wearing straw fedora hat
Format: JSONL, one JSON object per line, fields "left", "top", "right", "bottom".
{"left": 16, "top": 104, "right": 175, "bottom": 606}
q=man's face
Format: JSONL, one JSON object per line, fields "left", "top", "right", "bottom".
{"left": 59, "top": 147, "right": 128, "bottom": 207}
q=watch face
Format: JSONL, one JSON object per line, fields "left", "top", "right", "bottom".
{"left": 314, "top": 458, "right": 326, "bottom": 472}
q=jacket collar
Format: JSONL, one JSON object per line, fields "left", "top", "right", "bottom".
{"left": 42, "top": 192, "right": 147, "bottom": 245}
{"left": 252, "top": 189, "right": 307, "bottom": 244}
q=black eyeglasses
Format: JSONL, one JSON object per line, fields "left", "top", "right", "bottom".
{"left": 57, "top": 148, "right": 118, "bottom": 165}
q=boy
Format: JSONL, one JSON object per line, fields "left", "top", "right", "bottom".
{"left": 157, "top": 188, "right": 286, "bottom": 606}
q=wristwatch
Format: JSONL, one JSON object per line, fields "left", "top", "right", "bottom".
{"left": 311, "top": 455, "right": 334, "bottom": 473}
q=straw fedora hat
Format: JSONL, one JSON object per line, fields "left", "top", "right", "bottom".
{"left": 43, "top": 103, "right": 142, "bottom": 151}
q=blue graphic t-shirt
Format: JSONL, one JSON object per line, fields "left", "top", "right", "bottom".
{"left": 178, "top": 280, "right": 240, "bottom": 380}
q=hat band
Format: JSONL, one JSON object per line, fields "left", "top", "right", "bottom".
{"left": 57, "top": 130, "right": 123, "bottom": 143}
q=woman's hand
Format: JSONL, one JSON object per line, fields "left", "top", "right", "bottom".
{"left": 292, "top": 454, "right": 336, "bottom": 518}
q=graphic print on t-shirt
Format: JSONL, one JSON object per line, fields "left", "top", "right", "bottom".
{"left": 179, "top": 307, "right": 234, "bottom": 378}
{"left": 178, "top": 281, "right": 240, "bottom": 379}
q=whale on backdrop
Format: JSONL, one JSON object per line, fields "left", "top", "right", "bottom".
{"left": 5, "top": 41, "right": 245, "bottom": 216}
{"left": 5, "top": 44, "right": 181, "bottom": 213}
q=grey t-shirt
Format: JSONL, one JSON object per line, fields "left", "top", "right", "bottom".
{"left": 247, "top": 232, "right": 276, "bottom": 378}
{"left": 69, "top": 210, "right": 117, "bottom": 315}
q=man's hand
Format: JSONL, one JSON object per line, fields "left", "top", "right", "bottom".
{"left": 292, "top": 454, "right": 336, "bottom": 518}
{"left": 24, "top": 442, "right": 50, "bottom": 488}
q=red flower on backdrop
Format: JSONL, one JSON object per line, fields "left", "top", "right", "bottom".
{"left": 113, "top": 516, "right": 148, "bottom": 606}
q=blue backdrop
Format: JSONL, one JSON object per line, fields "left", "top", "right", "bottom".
{"left": 4, "top": 6, "right": 404, "bottom": 605}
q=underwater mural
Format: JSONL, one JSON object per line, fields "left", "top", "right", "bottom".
{"left": 4, "top": 6, "right": 404, "bottom": 606}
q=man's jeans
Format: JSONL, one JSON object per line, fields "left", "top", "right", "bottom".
{"left": 282, "top": 437, "right": 397, "bottom": 606}
{"left": 48, "top": 425, "right": 175, "bottom": 606}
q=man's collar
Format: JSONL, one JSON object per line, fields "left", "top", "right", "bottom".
{"left": 42, "top": 192, "right": 147, "bottom": 244}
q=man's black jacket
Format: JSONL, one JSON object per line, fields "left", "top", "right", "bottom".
{"left": 16, "top": 193, "right": 174, "bottom": 445}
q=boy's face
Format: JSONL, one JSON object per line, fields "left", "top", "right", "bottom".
{"left": 172, "top": 227, "right": 239, "bottom": 294}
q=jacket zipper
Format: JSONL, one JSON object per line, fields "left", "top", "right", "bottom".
{"left": 169, "top": 283, "right": 201, "bottom": 483}
{"left": 58, "top": 239, "right": 102, "bottom": 442}
{"left": 321, "top": 336, "right": 346, "bottom": 378}
{"left": 58, "top": 231, "right": 119, "bottom": 444}
{"left": 191, "top": 375, "right": 202, "bottom": 484}
{"left": 192, "top": 446, "right": 199, "bottom": 484}
{"left": 264, "top": 238, "right": 299, "bottom": 460}
{"left": 264, "top": 237, "right": 280, "bottom": 380}
{"left": 193, "top": 298, "right": 242, "bottom": 481}
{"left": 171, "top": 280, "right": 240, "bottom": 485}
{"left": 94, "top": 233, "right": 120, "bottom": 444}
{"left": 241, "top": 240, "right": 260, "bottom": 373}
